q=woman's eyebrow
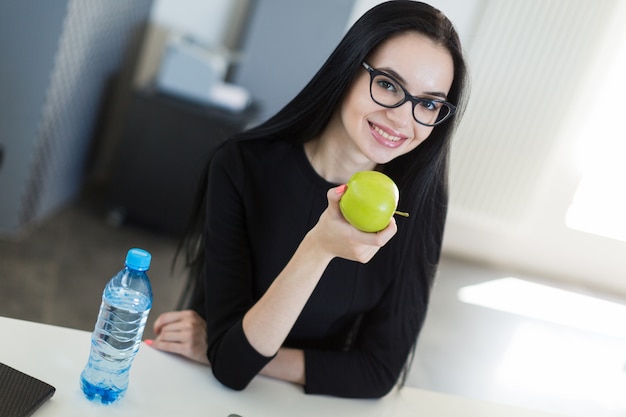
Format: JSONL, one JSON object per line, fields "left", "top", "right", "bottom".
{"left": 379, "top": 67, "right": 449, "bottom": 99}
{"left": 424, "top": 91, "right": 449, "bottom": 99}
{"left": 379, "top": 67, "right": 407, "bottom": 84}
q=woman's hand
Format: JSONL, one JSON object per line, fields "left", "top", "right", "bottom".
{"left": 309, "top": 185, "right": 397, "bottom": 264}
{"left": 145, "top": 310, "right": 210, "bottom": 365}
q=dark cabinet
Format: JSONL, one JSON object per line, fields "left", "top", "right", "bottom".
{"left": 108, "top": 90, "right": 255, "bottom": 235}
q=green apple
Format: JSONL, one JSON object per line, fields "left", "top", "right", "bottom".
{"left": 339, "top": 171, "right": 406, "bottom": 233}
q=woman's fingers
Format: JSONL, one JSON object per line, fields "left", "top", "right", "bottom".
{"left": 153, "top": 310, "right": 183, "bottom": 335}
{"left": 147, "top": 310, "right": 210, "bottom": 365}
{"left": 153, "top": 310, "right": 199, "bottom": 334}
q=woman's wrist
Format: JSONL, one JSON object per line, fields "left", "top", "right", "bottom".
{"left": 301, "top": 225, "right": 336, "bottom": 266}
{"left": 260, "top": 348, "right": 306, "bottom": 385}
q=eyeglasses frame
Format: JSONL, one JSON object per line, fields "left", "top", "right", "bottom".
{"left": 361, "top": 62, "right": 456, "bottom": 127}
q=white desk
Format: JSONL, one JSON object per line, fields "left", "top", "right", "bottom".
{"left": 0, "top": 316, "right": 566, "bottom": 417}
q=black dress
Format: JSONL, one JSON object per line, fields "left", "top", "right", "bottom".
{"left": 203, "top": 137, "right": 421, "bottom": 398}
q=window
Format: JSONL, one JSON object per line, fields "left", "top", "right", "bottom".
{"left": 565, "top": 22, "right": 626, "bottom": 243}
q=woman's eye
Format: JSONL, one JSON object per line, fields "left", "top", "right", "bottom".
{"left": 376, "top": 77, "right": 398, "bottom": 93}
{"left": 418, "top": 99, "right": 439, "bottom": 112}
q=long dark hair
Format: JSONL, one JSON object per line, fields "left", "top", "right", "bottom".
{"left": 177, "top": 0, "right": 469, "bottom": 386}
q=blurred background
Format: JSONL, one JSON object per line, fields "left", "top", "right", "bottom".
{"left": 1, "top": 1, "right": 625, "bottom": 416}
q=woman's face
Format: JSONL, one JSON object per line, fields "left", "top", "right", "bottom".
{"left": 337, "top": 32, "right": 455, "bottom": 165}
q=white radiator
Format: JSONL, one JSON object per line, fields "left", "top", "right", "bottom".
{"left": 445, "top": 0, "right": 619, "bottom": 255}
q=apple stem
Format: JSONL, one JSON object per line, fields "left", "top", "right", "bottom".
{"left": 394, "top": 210, "right": 409, "bottom": 217}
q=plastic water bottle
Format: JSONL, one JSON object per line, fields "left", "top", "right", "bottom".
{"left": 80, "top": 248, "right": 153, "bottom": 404}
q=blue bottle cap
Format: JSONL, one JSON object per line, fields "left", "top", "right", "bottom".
{"left": 125, "top": 248, "right": 151, "bottom": 271}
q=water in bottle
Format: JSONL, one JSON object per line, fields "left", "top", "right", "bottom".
{"left": 80, "top": 248, "right": 153, "bottom": 404}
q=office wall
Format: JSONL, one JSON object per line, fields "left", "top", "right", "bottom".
{"left": 0, "top": 2, "right": 68, "bottom": 236}
{"left": 0, "top": 0, "right": 153, "bottom": 237}
{"left": 150, "top": 0, "right": 243, "bottom": 48}
{"left": 230, "top": 0, "right": 355, "bottom": 123}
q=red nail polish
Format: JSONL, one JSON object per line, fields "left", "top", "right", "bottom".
{"left": 336, "top": 184, "right": 347, "bottom": 194}
{"left": 144, "top": 339, "right": 153, "bottom": 346}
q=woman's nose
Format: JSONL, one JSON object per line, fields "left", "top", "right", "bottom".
{"left": 385, "top": 101, "right": 413, "bottom": 127}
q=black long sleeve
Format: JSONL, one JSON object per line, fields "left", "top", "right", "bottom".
{"left": 202, "top": 138, "right": 422, "bottom": 397}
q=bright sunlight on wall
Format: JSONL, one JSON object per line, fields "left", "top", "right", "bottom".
{"left": 565, "top": 3, "right": 626, "bottom": 243}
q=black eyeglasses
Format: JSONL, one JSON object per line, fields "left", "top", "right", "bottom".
{"left": 362, "top": 62, "right": 456, "bottom": 127}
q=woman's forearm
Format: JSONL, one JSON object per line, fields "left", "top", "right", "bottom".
{"left": 242, "top": 231, "right": 333, "bottom": 357}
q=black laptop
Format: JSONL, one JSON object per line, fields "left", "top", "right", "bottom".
{"left": 0, "top": 362, "right": 56, "bottom": 417}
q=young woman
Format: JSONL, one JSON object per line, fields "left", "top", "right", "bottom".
{"left": 146, "top": 0, "right": 469, "bottom": 399}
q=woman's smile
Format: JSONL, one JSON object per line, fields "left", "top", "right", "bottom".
{"left": 369, "top": 121, "right": 408, "bottom": 148}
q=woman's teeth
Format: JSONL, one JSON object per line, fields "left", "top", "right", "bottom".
{"left": 373, "top": 124, "right": 402, "bottom": 142}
